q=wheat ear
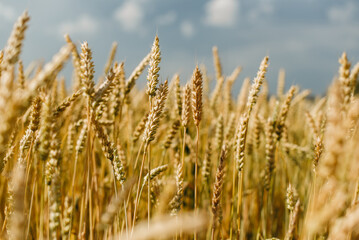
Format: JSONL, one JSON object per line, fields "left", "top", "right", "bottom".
{"left": 146, "top": 35, "right": 161, "bottom": 97}
{"left": 103, "top": 41, "right": 117, "bottom": 74}
{"left": 212, "top": 46, "right": 222, "bottom": 81}
{"left": 3, "top": 11, "right": 30, "bottom": 67}
{"left": 211, "top": 143, "right": 228, "bottom": 239}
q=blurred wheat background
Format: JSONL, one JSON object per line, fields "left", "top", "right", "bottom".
{"left": 0, "top": 1, "right": 359, "bottom": 240}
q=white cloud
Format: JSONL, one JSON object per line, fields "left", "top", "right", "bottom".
{"left": 156, "top": 11, "right": 177, "bottom": 26}
{"left": 114, "top": 1, "right": 144, "bottom": 32}
{"left": 180, "top": 21, "right": 194, "bottom": 38}
{"left": 59, "top": 15, "right": 99, "bottom": 36}
{"left": 327, "top": 2, "right": 357, "bottom": 24}
{"left": 204, "top": 0, "right": 239, "bottom": 27}
{"left": 0, "top": 3, "right": 16, "bottom": 21}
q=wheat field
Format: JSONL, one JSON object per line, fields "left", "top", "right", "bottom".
{"left": 0, "top": 11, "right": 359, "bottom": 240}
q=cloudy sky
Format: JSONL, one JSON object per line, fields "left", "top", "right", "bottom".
{"left": 0, "top": 0, "right": 358, "bottom": 94}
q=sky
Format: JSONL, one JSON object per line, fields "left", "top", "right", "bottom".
{"left": 0, "top": 0, "right": 358, "bottom": 95}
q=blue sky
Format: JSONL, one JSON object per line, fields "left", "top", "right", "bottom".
{"left": 0, "top": 0, "right": 358, "bottom": 94}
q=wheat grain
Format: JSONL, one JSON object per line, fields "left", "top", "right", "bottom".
{"left": 146, "top": 36, "right": 161, "bottom": 97}
{"left": 275, "top": 86, "right": 296, "bottom": 141}
{"left": 143, "top": 80, "right": 169, "bottom": 146}
{"left": 191, "top": 66, "right": 203, "bottom": 127}
{"left": 163, "top": 120, "right": 180, "bottom": 149}
{"left": 3, "top": 11, "right": 30, "bottom": 67}
{"left": 211, "top": 143, "right": 228, "bottom": 238}
{"left": 104, "top": 42, "right": 117, "bottom": 75}
{"left": 212, "top": 46, "right": 222, "bottom": 81}
{"left": 125, "top": 53, "right": 151, "bottom": 96}
{"left": 80, "top": 42, "right": 95, "bottom": 100}
{"left": 181, "top": 83, "right": 191, "bottom": 127}
{"left": 214, "top": 115, "right": 224, "bottom": 150}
